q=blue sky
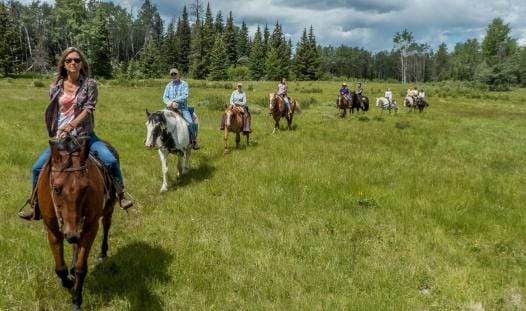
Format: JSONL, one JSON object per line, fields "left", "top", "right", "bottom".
{"left": 36, "top": 0, "right": 526, "bottom": 52}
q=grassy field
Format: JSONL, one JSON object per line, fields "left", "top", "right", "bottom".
{"left": 0, "top": 78, "right": 525, "bottom": 310}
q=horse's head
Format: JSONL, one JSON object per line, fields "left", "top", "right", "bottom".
{"left": 49, "top": 134, "right": 90, "bottom": 243}
{"left": 145, "top": 109, "right": 166, "bottom": 149}
{"left": 269, "top": 94, "right": 285, "bottom": 112}
{"left": 268, "top": 93, "right": 275, "bottom": 110}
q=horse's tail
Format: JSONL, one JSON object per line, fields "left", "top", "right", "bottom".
{"left": 294, "top": 100, "right": 301, "bottom": 114}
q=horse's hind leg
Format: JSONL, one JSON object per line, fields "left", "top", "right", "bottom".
{"left": 235, "top": 132, "right": 240, "bottom": 149}
{"left": 182, "top": 149, "right": 191, "bottom": 175}
{"left": 287, "top": 114, "right": 294, "bottom": 130}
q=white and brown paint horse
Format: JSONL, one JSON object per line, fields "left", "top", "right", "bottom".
{"left": 404, "top": 95, "right": 417, "bottom": 112}
{"left": 269, "top": 92, "right": 299, "bottom": 133}
{"left": 144, "top": 109, "right": 194, "bottom": 192}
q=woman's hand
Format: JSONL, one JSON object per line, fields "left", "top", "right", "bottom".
{"left": 58, "top": 123, "right": 75, "bottom": 138}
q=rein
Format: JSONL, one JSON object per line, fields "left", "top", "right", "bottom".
{"left": 48, "top": 135, "right": 90, "bottom": 233}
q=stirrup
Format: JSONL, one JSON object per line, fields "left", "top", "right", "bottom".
{"left": 118, "top": 192, "right": 134, "bottom": 210}
{"left": 17, "top": 198, "right": 41, "bottom": 220}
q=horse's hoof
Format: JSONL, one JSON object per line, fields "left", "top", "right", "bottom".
{"left": 62, "top": 275, "right": 75, "bottom": 288}
{"left": 72, "top": 298, "right": 82, "bottom": 311}
{"left": 160, "top": 187, "right": 168, "bottom": 193}
{"left": 224, "top": 149, "right": 229, "bottom": 154}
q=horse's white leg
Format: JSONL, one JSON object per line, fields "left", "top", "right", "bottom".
{"left": 158, "top": 149, "right": 169, "bottom": 192}
{"left": 176, "top": 152, "right": 183, "bottom": 178}
{"left": 182, "top": 149, "right": 191, "bottom": 175}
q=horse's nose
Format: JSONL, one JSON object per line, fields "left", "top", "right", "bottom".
{"left": 64, "top": 232, "right": 80, "bottom": 244}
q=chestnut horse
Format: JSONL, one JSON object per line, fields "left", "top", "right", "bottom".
{"left": 37, "top": 135, "right": 117, "bottom": 311}
{"left": 223, "top": 105, "right": 249, "bottom": 154}
{"left": 337, "top": 94, "right": 351, "bottom": 117}
{"left": 269, "top": 93, "right": 298, "bottom": 133}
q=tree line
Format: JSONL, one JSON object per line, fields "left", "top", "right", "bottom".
{"left": 0, "top": 0, "right": 525, "bottom": 90}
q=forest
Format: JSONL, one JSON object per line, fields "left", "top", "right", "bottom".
{"left": 0, "top": 0, "right": 525, "bottom": 90}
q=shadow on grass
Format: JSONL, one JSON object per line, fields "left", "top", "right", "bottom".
{"left": 87, "top": 241, "right": 173, "bottom": 311}
{"left": 177, "top": 160, "right": 216, "bottom": 187}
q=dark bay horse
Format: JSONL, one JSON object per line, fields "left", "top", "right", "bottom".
{"left": 336, "top": 94, "right": 351, "bottom": 117}
{"left": 417, "top": 97, "right": 428, "bottom": 112}
{"left": 350, "top": 92, "right": 369, "bottom": 114}
{"left": 223, "top": 105, "right": 249, "bottom": 154}
{"left": 269, "top": 93, "right": 298, "bottom": 133}
{"left": 37, "top": 135, "right": 117, "bottom": 311}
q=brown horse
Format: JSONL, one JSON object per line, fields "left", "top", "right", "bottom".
{"left": 223, "top": 105, "right": 249, "bottom": 154}
{"left": 337, "top": 94, "right": 351, "bottom": 117}
{"left": 269, "top": 93, "right": 298, "bottom": 133}
{"left": 37, "top": 135, "right": 117, "bottom": 311}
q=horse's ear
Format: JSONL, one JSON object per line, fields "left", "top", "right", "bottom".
{"left": 146, "top": 109, "right": 150, "bottom": 117}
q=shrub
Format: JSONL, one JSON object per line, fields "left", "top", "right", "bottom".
{"left": 199, "top": 95, "right": 226, "bottom": 111}
{"left": 33, "top": 80, "right": 45, "bottom": 88}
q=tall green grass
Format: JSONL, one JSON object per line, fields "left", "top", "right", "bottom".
{"left": 0, "top": 79, "right": 525, "bottom": 310}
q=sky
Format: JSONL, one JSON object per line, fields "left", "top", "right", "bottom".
{"left": 35, "top": 0, "right": 526, "bottom": 52}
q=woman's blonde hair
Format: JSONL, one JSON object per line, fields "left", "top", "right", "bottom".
{"left": 54, "top": 47, "right": 90, "bottom": 83}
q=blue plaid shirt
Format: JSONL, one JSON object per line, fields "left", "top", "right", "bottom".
{"left": 163, "top": 80, "right": 189, "bottom": 109}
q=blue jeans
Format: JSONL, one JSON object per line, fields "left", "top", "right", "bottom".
{"left": 181, "top": 109, "right": 198, "bottom": 141}
{"left": 31, "top": 133, "right": 125, "bottom": 191}
{"left": 283, "top": 96, "right": 291, "bottom": 111}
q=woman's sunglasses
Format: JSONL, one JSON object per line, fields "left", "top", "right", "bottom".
{"left": 65, "top": 58, "right": 82, "bottom": 64}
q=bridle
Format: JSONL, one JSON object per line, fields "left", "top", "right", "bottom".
{"left": 49, "top": 135, "right": 89, "bottom": 233}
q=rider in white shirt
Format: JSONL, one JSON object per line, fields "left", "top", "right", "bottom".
{"left": 384, "top": 88, "right": 393, "bottom": 104}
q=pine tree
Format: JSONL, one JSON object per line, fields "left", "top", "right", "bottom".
{"left": 139, "top": 40, "right": 161, "bottom": 78}
{"left": 223, "top": 11, "right": 237, "bottom": 66}
{"left": 265, "top": 47, "right": 281, "bottom": 80}
{"left": 249, "top": 25, "right": 265, "bottom": 80}
{"left": 200, "top": 3, "right": 215, "bottom": 77}
{"left": 214, "top": 10, "right": 224, "bottom": 35}
{"left": 307, "top": 26, "right": 320, "bottom": 79}
{"left": 0, "top": 2, "right": 20, "bottom": 75}
{"left": 266, "top": 21, "right": 289, "bottom": 79}
{"left": 293, "top": 28, "right": 309, "bottom": 80}
{"left": 237, "top": 20, "right": 249, "bottom": 59}
{"left": 178, "top": 6, "right": 191, "bottom": 74}
{"left": 162, "top": 18, "right": 178, "bottom": 69}
{"left": 433, "top": 42, "right": 450, "bottom": 81}
{"left": 208, "top": 35, "right": 227, "bottom": 80}
{"left": 263, "top": 24, "right": 270, "bottom": 56}
{"left": 90, "top": 6, "right": 112, "bottom": 78}
{"left": 189, "top": 13, "right": 205, "bottom": 78}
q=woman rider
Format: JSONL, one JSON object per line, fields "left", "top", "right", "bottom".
{"left": 18, "top": 47, "right": 132, "bottom": 220}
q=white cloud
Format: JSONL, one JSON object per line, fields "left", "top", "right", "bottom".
{"left": 16, "top": 0, "right": 526, "bottom": 49}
